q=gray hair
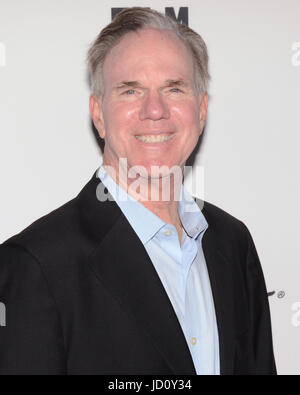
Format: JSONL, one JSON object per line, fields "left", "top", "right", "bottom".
{"left": 87, "top": 7, "right": 210, "bottom": 96}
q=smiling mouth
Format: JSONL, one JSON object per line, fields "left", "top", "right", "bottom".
{"left": 135, "top": 134, "right": 174, "bottom": 143}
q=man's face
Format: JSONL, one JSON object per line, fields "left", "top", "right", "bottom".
{"left": 90, "top": 28, "right": 208, "bottom": 177}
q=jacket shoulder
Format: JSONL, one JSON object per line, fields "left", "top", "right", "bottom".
{"left": 1, "top": 195, "right": 81, "bottom": 260}
{"left": 200, "top": 199, "right": 251, "bottom": 249}
{"left": 0, "top": 170, "right": 115, "bottom": 265}
{"left": 201, "top": 199, "right": 246, "bottom": 231}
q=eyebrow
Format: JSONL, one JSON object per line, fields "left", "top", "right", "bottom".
{"left": 114, "top": 79, "right": 189, "bottom": 90}
{"left": 114, "top": 81, "right": 143, "bottom": 90}
{"left": 164, "top": 79, "right": 189, "bottom": 88}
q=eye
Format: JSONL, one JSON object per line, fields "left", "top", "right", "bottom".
{"left": 123, "top": 89, "right": 136, "bottom": 95}
{"left": 169, "top": 88, "right": 182, "bottom": 93}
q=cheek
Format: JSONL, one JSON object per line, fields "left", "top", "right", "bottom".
{"left": 172, "top": 102, "right": 200, "bottom": 130}
{"left": 103, "top": 102, "right": 138, "bottom": 135}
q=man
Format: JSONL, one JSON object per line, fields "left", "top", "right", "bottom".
{"left": 0, "top": 7, "right": 276, "bottom": 375}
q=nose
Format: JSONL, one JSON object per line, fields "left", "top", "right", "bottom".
{"left": 139, "top": 91, "right": 170, "bottom": 121}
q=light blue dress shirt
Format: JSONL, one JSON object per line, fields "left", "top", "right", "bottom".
{"left": 96, "top": 159, "right": 220, "bottom": 375}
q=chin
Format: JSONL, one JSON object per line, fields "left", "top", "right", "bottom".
{"left": 131, "top": 160, "right": 183, "bottom": 180}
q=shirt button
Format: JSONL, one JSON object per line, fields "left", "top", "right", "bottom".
{"left": 164, "top": 229, "right": 172, "bottom": 236}
{"left": 190, "top": 337, "right": 197, "bottom": 345}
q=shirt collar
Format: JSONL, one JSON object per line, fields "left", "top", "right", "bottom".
{"left": 96, "top": 157, "right": 208, "bottom": 244}
{"left": 177, "top": 184, "right": 209, "bottom": 239}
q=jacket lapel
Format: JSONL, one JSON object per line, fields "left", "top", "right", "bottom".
{"left": 201, "top": 213, "right": 236, "bottom": 375}
{"left": 89, "top": 212, "right": 197, "bottom": 374}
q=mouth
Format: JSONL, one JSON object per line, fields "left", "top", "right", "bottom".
{"left": 135, "top": 133, "right": 174, "bottom": 144}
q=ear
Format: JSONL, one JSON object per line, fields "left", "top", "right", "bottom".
{"left": 199, "top": 92, "right": 208, "bottom": 132}
{"left": 89, "top": 94, "right": 105, "bottom": 139}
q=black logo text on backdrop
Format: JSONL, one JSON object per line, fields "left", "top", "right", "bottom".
{"left": 111, "top": 7, "right": 189, "bottom": 25}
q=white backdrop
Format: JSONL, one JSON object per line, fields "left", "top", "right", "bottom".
{"left": 0, "top": 0, "right": 299, "bottom": 375}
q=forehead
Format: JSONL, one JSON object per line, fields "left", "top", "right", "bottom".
{"left": 102, "top": 28, "right": 195, "bottom": 87}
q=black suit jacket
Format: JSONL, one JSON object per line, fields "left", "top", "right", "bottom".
{"left": 0, "top": 170, "right": 277, "bottom": 375}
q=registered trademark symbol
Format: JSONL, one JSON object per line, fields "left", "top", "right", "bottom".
{"left": 277, "top": 291, "right": 286, "bottom": 299}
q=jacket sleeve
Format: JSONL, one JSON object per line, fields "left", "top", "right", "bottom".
{"left": 243, "top": 225, "right": 277, "bottom": 375}
{"left": 0, "top": 243, "right": 66, "bottom": 375}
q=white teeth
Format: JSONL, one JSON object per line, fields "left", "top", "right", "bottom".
{"left": 135, "top": 134, "right": 173, "bottom": 143}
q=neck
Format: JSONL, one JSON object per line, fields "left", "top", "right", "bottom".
{"left": 102, "top": 157, "right": 184, "bottom": 244}
{"left": 143, "top": 198, "right": 183, "bottom": 246}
